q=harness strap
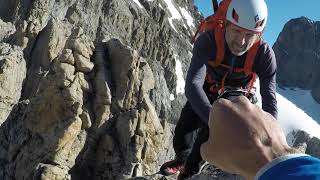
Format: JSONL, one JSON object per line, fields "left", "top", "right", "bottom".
{"left": 206, "top": 74, "right": 215, "bottom": 84}
{"left": 191, "top": 19, "right": 208, "bottom": 43}
{"left": 218, "top": 64, "right": 243, "bottom": 73}
{"left": 246, "top": 73, "right": 256, "bottom": 97}
{"left": 213, "top": 25, "right": 225, "bottom": 67}
{"left": 244, "top": 40, "right": 260, "bottom": 74}
{"left": 209, "top": 84, "right": 221, "bottom": 93}
{"left": 219, "top": 72, "right": 229, "bottom": 94}
{"left": 207, "top": 65, "right": 257, "bottom": 96}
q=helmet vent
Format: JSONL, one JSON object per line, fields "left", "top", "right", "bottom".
{"left": 255, "top": 19, "right": 265, "bottom": 28}
{"left": 232, "top": 8, "right": 239, "bottom": 22}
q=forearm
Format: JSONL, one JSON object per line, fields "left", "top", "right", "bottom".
{"left": 185, "top": 82, "right": 211, "bottom": 123}
{"left": 260, "top": 78, "right": 277, "bottom": 118}
{"left": 261, "top": 95, "right": 277, "bottom": 118}
{"left": 255, "top": 45, "right": 278, "bottom": 118}
{"left": 185, "top": 32, "right": 213, "bottom": 123}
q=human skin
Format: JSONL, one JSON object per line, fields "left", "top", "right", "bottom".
{"left": 225, "top": 22, "right": 261, "bottom": 56}
{"left": 200, "top": 96, "right": 299, "bottom": 180}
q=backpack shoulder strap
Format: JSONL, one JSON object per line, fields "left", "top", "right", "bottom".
{"left": 191, "top": 0, "right": 232, "bottom": 44}
{"left": 212, "top": 26, "right": 225, "bottom": 67}
{"left": 243, "top": 40, "right": 261, "bottom": 74}
{"left": 243, "top": 39, "right": 261, "bottom": 96}
{"left": 210, "top": 0, "right": 232, "bottom": 67}
{"left": 215, "top": 0, "right": 232, "bottom": 20}
{"left": 191, "top": 16, "right": 216, "bottom": 43}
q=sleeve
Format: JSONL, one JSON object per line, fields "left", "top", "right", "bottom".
{"left": 185, "top": 32, "right": 214, "bottom": 124}
{"left": 256, "top": 154, "right": 320, "bottom": 180}
{"left": 255, "top": 44, "right": 278, "bottom": 118}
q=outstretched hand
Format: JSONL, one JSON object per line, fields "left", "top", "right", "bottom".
{"left": 200, "top": 96, "right": 299, "bottom": 179}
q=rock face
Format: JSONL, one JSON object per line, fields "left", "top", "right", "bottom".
{"left": 291, "top": 130, "right": 320, "bottom": 158}
{"left": 0, "top": 43, "right": 26, "bottom": 125}
{"left": 0, "top": 0, "right": 199, "bottom": 179}
{"left": 273, "top": 17, "right": 320, "bottom": 103}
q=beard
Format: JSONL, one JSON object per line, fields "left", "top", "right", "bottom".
{"left": 229, "top": 41, "right": 248, "bottom": 56}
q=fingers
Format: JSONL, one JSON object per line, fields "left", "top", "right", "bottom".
{"left": 211, "top": 96, "right": 253, "bottom": 137}
{"left": 211, "top": 96, "right": 253, "bottom": 122}
{"left": 293, "top": 143, "right": 307, "bottom": 153}
{"left": 203, "top": 95, "right": 298, "bottom": 179}
{"left": 200, "top": 140, "right": 216, "bottom": 164}
{"left": 209, "top": 98, "right": 232, "bottom": 129}
{"left": 213, "top": 96, "right": 251, "bottom": 107}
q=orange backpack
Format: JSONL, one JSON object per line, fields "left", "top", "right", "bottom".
{"left": 191, "top": 0, "right": 260, "bottom": 97}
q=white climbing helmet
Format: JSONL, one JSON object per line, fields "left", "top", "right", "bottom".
{"left": 226, "top": 0, "right": 268, "bottom": 32}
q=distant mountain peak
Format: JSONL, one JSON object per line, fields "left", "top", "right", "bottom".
{"left": 273, "top": 17, "right": 320, "bottom": 103}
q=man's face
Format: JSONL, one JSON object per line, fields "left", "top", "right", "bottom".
{"left": 225, "top": 22, "right": 260, "bottom": 56}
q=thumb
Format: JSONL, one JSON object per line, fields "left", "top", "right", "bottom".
{"left": 292, "top": 142, "right": 307, "bottom": 154}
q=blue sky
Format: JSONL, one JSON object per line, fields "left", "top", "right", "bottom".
{"left": 194, "top": 0, "right": 320, "bottom": 46}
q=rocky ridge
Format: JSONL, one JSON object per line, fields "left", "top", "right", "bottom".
{"left": 273, "top": 17, "right": 320, "bottom": 103}
{"left": 0, "top": 0, "right": 197, "bottom": 179}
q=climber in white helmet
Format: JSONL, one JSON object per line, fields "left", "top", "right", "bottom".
{"left": 160, "top": 0, "right": 277, "bottom": 179}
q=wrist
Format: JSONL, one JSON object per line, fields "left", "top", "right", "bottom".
{"left": 254, "top": 153, "right": 309, "bottom": 180}
{"left": 246, "top": 145, "right": 297, "bottom": 179}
